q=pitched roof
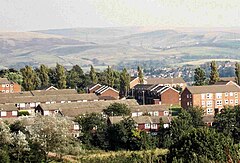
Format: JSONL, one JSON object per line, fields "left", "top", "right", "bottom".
{"left": 133, "top": 84, "right": 157, "bottom": 91}
{"left": 38, "top": 99, "right": 138, "bottom": 117}
{"left": 31, "top": 89, "right": 78, "bottom": 96}
{"left": 95, "top": 85, "right": 119, "bottom": 94}
{"left": 109, "top": 116, "right": 171, "bottom": 124}
{"left": 0, "top": 78, "right": 11, "bottom": 84}
{"left": 0, "top": 104, "right": 18, "bottom": 111}
{"left": 0, "top": 93, "right": 98, "bottom": 104}
{"left": 88, "top": 84, "right": 101, "bottom": 91}
{"left": 0, "top": 91, "right": 32, "bottom": 98}
{"left": 186, "top": 85, "right": 240, "bottom": 94}
{"left": 146, "top": 77, "right": 186, "bottom": 85}
{"left": 130, "top": 104, "right": 170, "bottom": 112}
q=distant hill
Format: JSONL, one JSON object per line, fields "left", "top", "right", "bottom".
{"left": 1, "top": 27, "right": 240, "bottom": 70}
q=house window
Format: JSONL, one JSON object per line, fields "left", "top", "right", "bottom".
{"left": 12, "top": 111, "right": 18, "bottom": 116}
{"left": 225, "top": 92, "right": 228, "bottom": 96}
{"left": 10, "top": 84, "right": 13, "bottom": 87}
{"left": 61, "top": 101, "right": 65, "bottom": 103}
{"left": 235, "top": 92, "right": 238, "bottom": 98}
{"left": 207, "top": 101, "right": 212, "bottom": 107}
{"left": 0, "top": 111, "right": 7, "bottom": 117}
{"left": 44, "top": 111, "right": 49, "bottom": 116}
{"left": 201, "top": 101, "right": 205, "bottom": 107}
{"left": 201, "top": 94, "right": 205, "bottom": 99}
{"left": 216, "top": 100, "right": 222, "bottom": 106}
{"left": 145, "top": 123, "right": 150, "bottom": 129}
{"left": 6, "top": 84, "right": 9, "bottom": 87}
{"left": 74, "top": 124, "right": 80, "bottom": 130}
{"left": 164, "top": 111, "right": 169, "bottom": 116}
{"left": 83, "top": 100, "right": 87, "bottom": 102}
{"left": 151, "top": 124, "right": 158, "bottom": 129}
{"left": 235, "top": 99, "right": 238, "bottom": 105}
{"left": 187, "top": 94, "right": 189, "bottom": 98}
{"left": 6, "top": 90, "right": 9, "bottom": 93}
{"left": 153, "top": 111, "right": 159, "bottom": 116}
{"left": 216, "top": 93, "right": 222, "bottom": 99}
{"left": 225, "top": 100, "right": 228, "bottom": 104}
{"left": 230, "top": 92, "right": 233, "bottom": 96}
{"left": 46, "top": 102, "right": 50, "bottom": 104}
{"left": 207, "top": 108, "right": 213, "bottom": 114}
{"left": 187, "top": 102, "right": 190, "bottom": 106}
{"left": 230, "top": 100, "right": 234, "bottom": 104}
{"left": 163, "top": 124, "right": 170, "bottom": 128}
{"left": 2, "top": 90, "right": 5, "bottom": 93}
{"left": 2, "top": 84, "right": 5, "bottom": 87}
{"left": 206, "top": 93, "right": 212, "bottom": 99}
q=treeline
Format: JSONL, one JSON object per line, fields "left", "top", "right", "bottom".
{"left": 194, "top": 61, "right": 240, "bottom": 86}
{"left": 0, "top": 64, "right": 144, "bottom": 96}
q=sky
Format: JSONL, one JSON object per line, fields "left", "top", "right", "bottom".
{"left": 0, "top": 0, "right": 240, "bottom": 31}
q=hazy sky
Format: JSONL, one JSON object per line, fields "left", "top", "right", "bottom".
{"left": 0, "top": 0, "right": 240, "bottom": 31}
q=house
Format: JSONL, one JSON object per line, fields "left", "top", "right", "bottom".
{"left": 108, "top": 116, "right": 171, "bottom": 134}
{"left": 146, "top": 77, "right": 187, "bottom": 89}
{"left": 130, "top": 104, "right": 170, "bottom": 117}
{"left": 95, "top": 85, "right": 119, "bottom": 100}
{"left": 214, "top": 77, "right": 238, "bottom": 86}
{"left": 130, "top": 77, "right": 147, "bottom": 89}
{"left": 0, "top": 78, "right": 21, "bottom": 93}
{"left": 181, "top": 85, "right": 240, "bottom": 115}
{"left": 133, "top": 84, "right": 180, "bottom": 105}
{"left": 0, "top": 104, "right": 18, "bottom": 118}
{"left": 35, "top": 99, "right": 139, "bottom": 117}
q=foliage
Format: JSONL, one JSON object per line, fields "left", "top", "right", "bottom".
{"left": 37, "top": 64, "right": 50, "bottom": 88}
{"left": 119, "top": 68, "right": 130, "bottom": 97}
{"left": 20, "top": 65, "right": 40, "bottom": 91}
{"left": 90, "top": 65, "right": 98, "bottom": 84}
{"left": 193, "top": 67, "right": 206, "bottom": 86}
{"left": 103, "top": 103, "right": 131, "bottom": 116}
{"left": 168, "top": 128, "right": 239, "bottom": 162}
{"left": 66, "top": 65, "right": 84, "bottom": 89}
{"left": 209, "top": 60, "right": 219, "bottom": 85}
{"left": 55, "top": 63, "right": 67, "bottom": 89}
{"left": 0, "top": 149, "right": 10, "bottom": 163}
{"left": 235, "top": 62, "right": 240, "bottom": 85}
{"left": 18, "top": 110, "right": 30, "bottom": 116}
{"left": 137, "top": 66, "right": 144, "bottom": 84}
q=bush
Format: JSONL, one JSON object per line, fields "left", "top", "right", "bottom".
{"left": 18, "top": 111, "right": 30, "bottom": 116}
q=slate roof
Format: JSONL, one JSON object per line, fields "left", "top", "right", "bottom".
{"left": 0, "top": 104, "right": 18, "bottom": 111}
{"left": 31, "top": 89, "right": 78, "bottom": 96}
{"left": 186, "top": 85, "right": 240, "bottom": 94}
{"left": 130, "top": 104, "right": 170, "bottom": 112}
{"left": 109, "top": 116, "right": 171, "bottom": 124}
{"left": 0, "top": 78, "right": 11, "bottom": 84}
{"left": 146, "top": 77, "right": 186, "bottom": 85}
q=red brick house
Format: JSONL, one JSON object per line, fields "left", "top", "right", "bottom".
{"left": 181, "top": 85, "right": 240, "bottom": 115}
{"left": 95, "top": 85, "right": 119, "bottom": 100}
{"left": 130, "top": 77, "right": 147, "bottom": 89}
{"left": 0, "top": 78, "right": 21, "bottom": 93}
{"left": 88, "top": 84, "right": 102, "bottom": 93}
{"left": 0, "top": 104, "right": 18, "bottom": 118}
{"left": 133, "top": 84, "right": 180, "bottom": 105}
{"left": 130, "top": 104, "right": 170, "bottom": 117}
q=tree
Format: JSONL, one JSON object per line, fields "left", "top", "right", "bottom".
{"left": 38, "top": 64, "right": 50, "bottom": 88}
{"left": 235, "top": 62, "right": 240, "bottom": 85}
{"left": 209, "top": 61, "right": 219, "bottom": 85}
{"left": 27, "top": 115, "right": 71, "bottom": 162}
{"left": 55, "top": 63, "right": 67, "bottom": 89}
{"left": 105, "top": 66, "right": 114, "bottom": 87}
{"left": 120, "top": 68, "right": 130, "bottom": 97}
{"left": 20, "top": 66, "right": 39, "bottom": 91}
{"left": 103, "top": 103, "right": 131, "bottom": 116}
{"left": 193, "top": 67, "right": 206, "bottom": 86}
{"left": 66, "top": 65, "right": 84, "bottom": 89}
{"left": 168, "top": 128, "right": 238, "bottom": 162}
{"left": 89, "top": 65, "right": 97, "bottom": 84}
{"left": 4, "top": 72, "right": 23, "bottom": 85}
{"left": 137, "top": 66, "right": 144, "bottom": 84}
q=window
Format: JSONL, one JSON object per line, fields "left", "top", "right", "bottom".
{"left": 2, "top": 90, "right": 5, "bottom": 93}
{"left": 46, "top": 102, "right": 50, "bottom": 104}
{"left": 230, "top": 100, "right": 234, "bottom": 104}
{"left": 164, "top": 111, "right": 169, "bottom": 116}
{"left": 201, "top": 94, "right": 205, "bottom": 99}
{"left": 201, "top": 101, "right": 205, "bottom": 107}
{"left": 151, "top": 124, "right": 158, "bottom": 129}
{"left": 10, "top": 84, "right": 13, "bottom": 87}
{"left": 235, "top": 99, "right": 238, "bottom": 105}
{"left": 206, "top": 93, "right": 212, "bottom": 99}
{"left": 187, "top": 94, "right": 189, "bottom": 98}
{"left": 83, "top": 100, "right": 87, "bottom": 102}
{"left": 225, "top": 92, "right": 228, "bottom": 96}
{"left": 207, "top": 108, "right": 213, "bottom": 114}
{"left": 207, "top": 101, "right": 212, "bottom": 107}
{"left": 44, "top": 111, "right": 49, "bottom": 115}
{"left": 153, "top": 111, "right": 159, "bottom": 116}
{"left": 6, "top": 84, "right": 9, "bottom": 87}
{"left": 12, "top": 111, "right": 18, "bottom": 116}
{"left": 216, "top": 100, "right": 222, "bottom": 106}
{"left": 145, "top": 123, "right": 150, "bottom": 129}
{"left": 6, "top": 90, "right": 9, "bottom": 93}
{"left": 2, "top": 84, "right": 5, "bottom": 87}
{"left": 216, "top": 93, "right": 222, "bottom": 99}
{"left": 187, "top": 102, "right": 190, "bottom": 106}
{"left": 225, "top": 100, "right": 228, "bottom": 104}
{"left": 163, "top": 124, "right": 170, "bottom": 128}
{"left": 235, "top": 92, "right": 238, "bottom": 98}
{"left": 230, "top": 92, "right": 233, "bottom": 96}
{"left": 61, "top": 101, "right": 65, "bottom": 103}
{"left": 0, "top": 111, "right": 7, "bottom": 117}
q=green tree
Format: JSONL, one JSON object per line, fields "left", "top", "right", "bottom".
{"left": 55, "top": 63, "right": 67, "bottom": 89}
{"left": 20, "top": 65, "right": 39, "bottom": 91}
{"left": 209, "top": 61, "right": 219, "bottom": 85}
{"left": 103, "top": 103, "right": 131, "bottom": 116}
{"left": 105, "top": 66, "right": 114, "bottom": 87}
{"left": 193, "top": 67, "right": 206, "bottom": 86}
{"left": 235, "top": 62, "right": 240, "bottom": 85}
{"left": 168, "top": 128, "right": 238, "bottom": 162}
{"left": 4, "top": 72, "right": 23, "bottom": 85}
{"left": 120, "top": 68, "right": 130, "bottom": 97}
{"left": 38, "top": 64, "right": 50, "bottom": 88}
{"left": 137, "top": 66, "right": 144, "bottom": 84}
{"left": 89, "top": 65, "right": 97, "bottom": 84}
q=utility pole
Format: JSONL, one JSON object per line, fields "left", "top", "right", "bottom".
{"left": 142, "top": 91, "right": 145, "bottom": 105}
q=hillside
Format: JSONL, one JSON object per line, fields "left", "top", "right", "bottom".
{"left": 1, "top": 27, "right": 240, "bottom": 70}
